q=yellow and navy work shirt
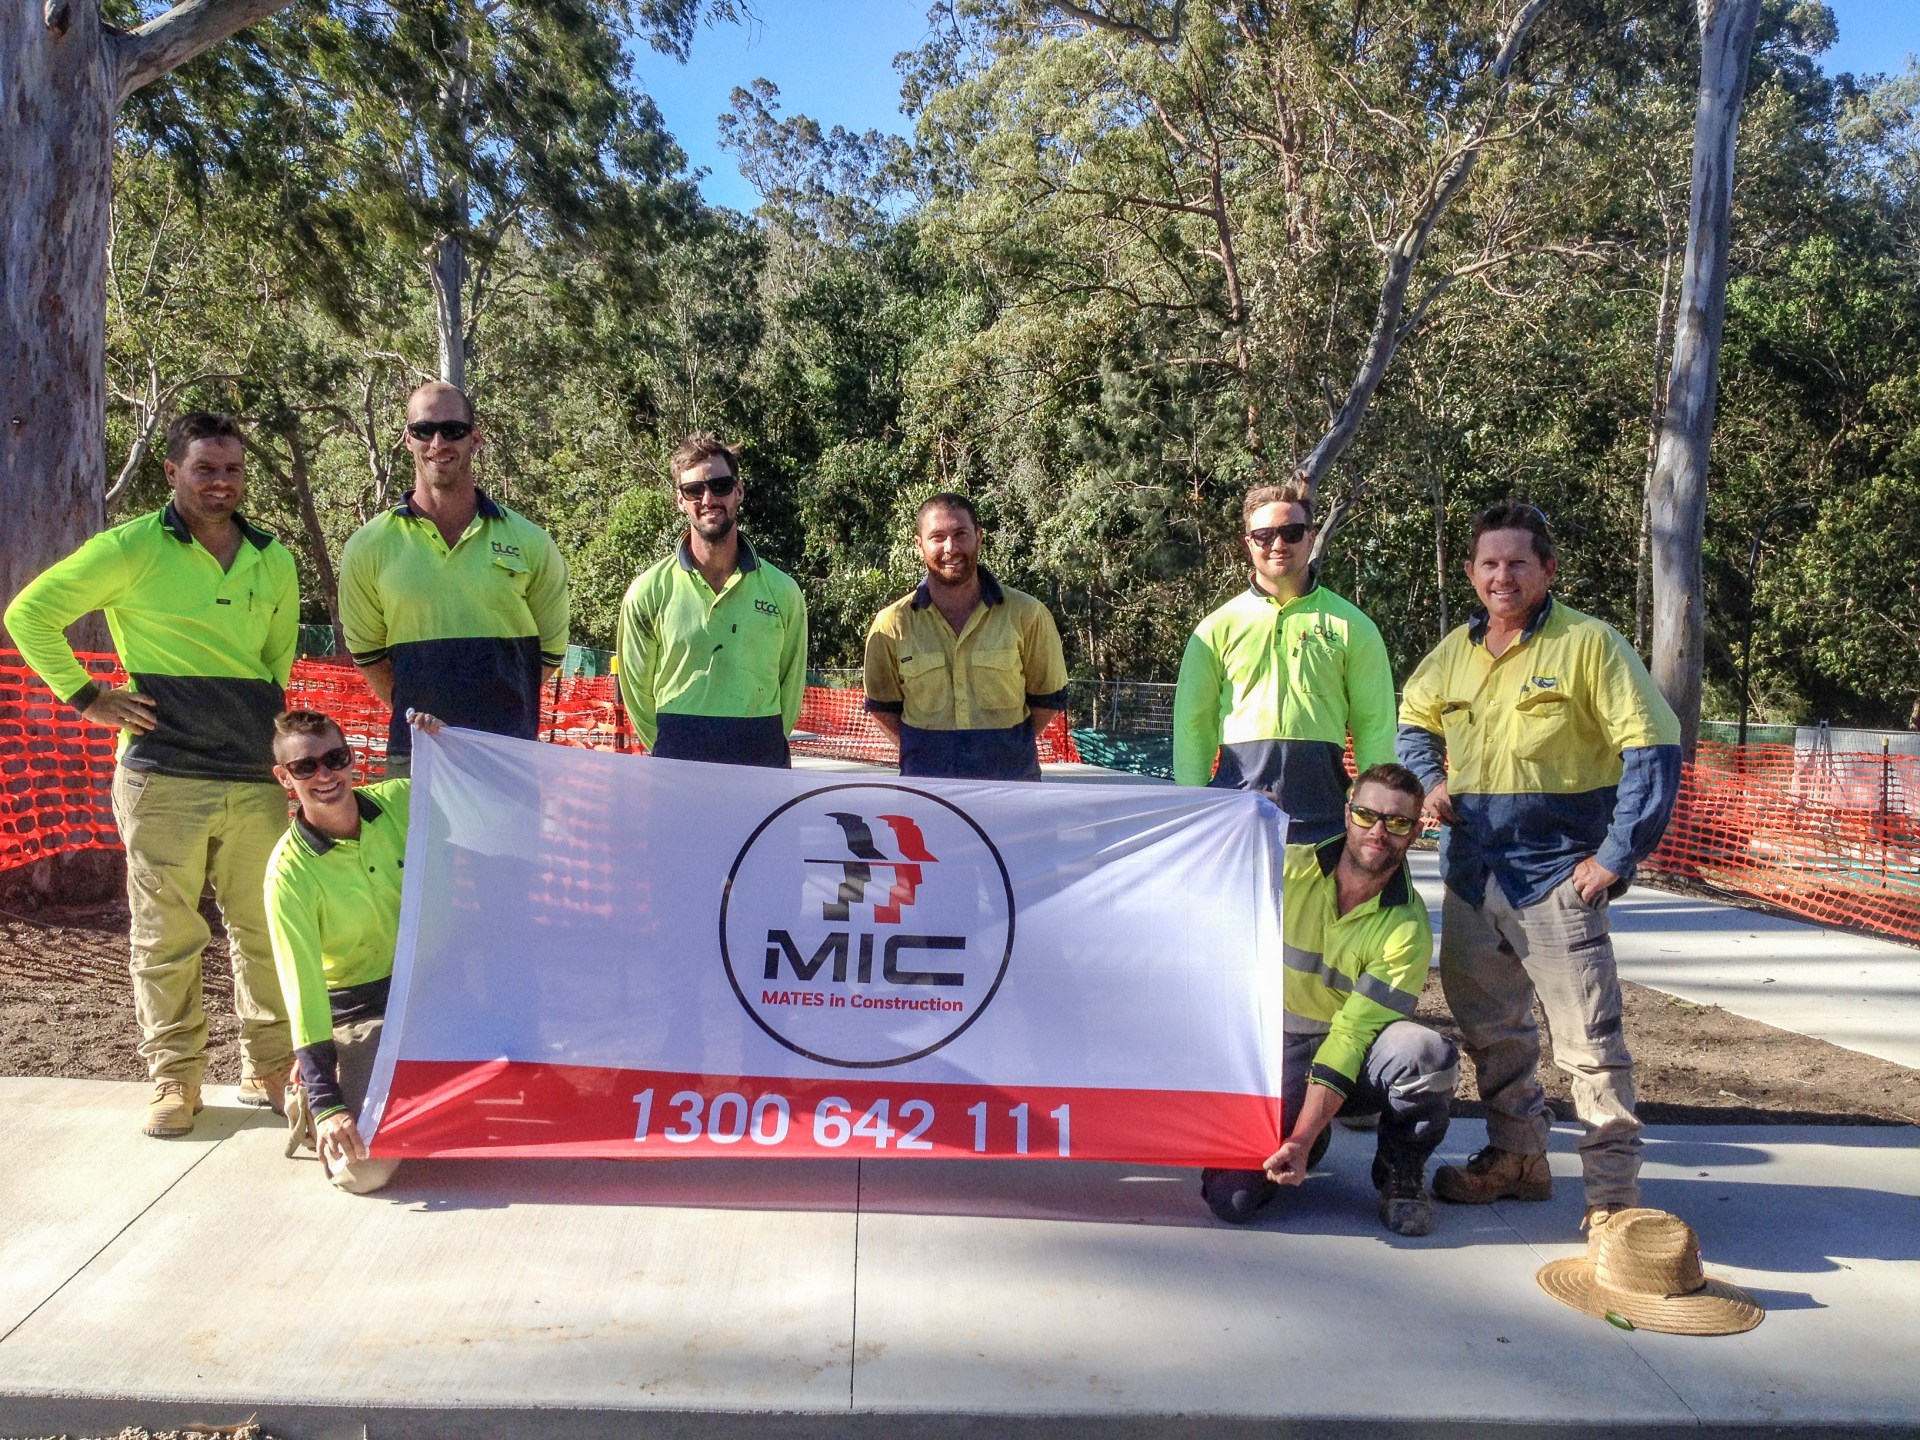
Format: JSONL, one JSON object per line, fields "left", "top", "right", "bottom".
{"left": 1397, "top": 596, "right": 1682, "bottom": 908}
{"left": 863, "top": 568, "right": 1070, "bottom": 781}
{"left": 4, "top": 504, "right": 297, "bottom": 782}
{"left": 1173, "top": 580, "right": 1396, "bottom": 843}
{"left": 616, "top": 536, "right": 808, "bottom": 767}
{"left": 338, "top": 492, "right": 568, "bottom": 759}
{"left": 264, "top": 779, "right": 409, "bottom": 1120}
{"left": 1284, "top": 836, "right": 1433, "bottom": 1098}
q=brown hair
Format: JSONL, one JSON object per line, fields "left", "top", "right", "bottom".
{"left": 272, "top": 709, "right": 346, "bottom": 758}
{"left": 1470, "top": 500, "right": 1557, "bottom": 565}
{"left": 670, "top": 433, "right": 739, "bottom": 483}
{"left": 916, "top": 492, "right": 979, "bottom": 531}
{"left": 165, "top": 412, "right": 245, "bottom": 464}
{"left": 1351, "top": 762, "right": 1425, "bottom": 808}
{"left": 1241, "top": 481, "right": 1312, "bottom": 532}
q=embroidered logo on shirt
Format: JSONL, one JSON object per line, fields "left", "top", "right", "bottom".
{"left": 755, "top": 599, "right": 782, "bottom": 617}
{"left": 1532, "top": 676, "right": 1558, "bottom": 689}
{"left": 490, "top": 542, "right": 522, "bottom": 560}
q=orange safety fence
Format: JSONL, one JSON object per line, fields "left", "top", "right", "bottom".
{"left": 1642, "top": 740, "right": 1920, "bottom": 945}
{"left": 0, "top": 650, "right": 1079, "bottom": 873}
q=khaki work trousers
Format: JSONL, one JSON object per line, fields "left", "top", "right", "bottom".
{"left": 1439, "top": 875, "right": 1642, "bottom": 1208}
{"left": 325, "top": 1015, "right": 399, "bottom": 1195}
{"left": 110, "top": 765, "right": 294, "bottom": 1087}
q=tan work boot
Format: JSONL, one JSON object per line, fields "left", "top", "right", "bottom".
{"left": 142, "top": 1080, "right": 203, "bottom": 1138}
{"left": 1432, "top": 1145, "right": 1552, "bottom": 1204}
{"left": 1582, "top": 1203, "right": 1629, "bottom": 1247}
{"left": 237, "top": 1070, "right": 288, "bottom": 1115}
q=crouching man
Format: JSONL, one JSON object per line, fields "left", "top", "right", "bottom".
{"left": 1202, "top": 764, "right": 1459, "bottom": 1235}
{"left": 264, "top": 708, "right": 439, "bottom": 1193}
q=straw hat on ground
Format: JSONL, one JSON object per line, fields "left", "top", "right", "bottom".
{"left": 1536, "top": 1208, "right": 1764, "bottom": 1336}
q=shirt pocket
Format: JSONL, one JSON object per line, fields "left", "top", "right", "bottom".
{"left": 898, "top": 651, "right": 951, "bottom": 719}
{"left": 1512, "top": 689, "right": 1575, "bottom": 762}
{"left": 969, "top": 647, "right": 1027, "bottom": 714}
{"left": 1437, "top": 699, "right": 1474, "bottom": 761}
{"left": 1288, "top": 628, "right": 1344, "bottom": 706}
{"left": 489, "top": 545, "right": 531, "bottom": 597}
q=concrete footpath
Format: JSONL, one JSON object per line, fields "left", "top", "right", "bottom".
{"left": 2, "top": 1077, "right": 1917, "bottom": 1439}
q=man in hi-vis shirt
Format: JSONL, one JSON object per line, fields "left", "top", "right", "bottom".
{"left": 6, "top": 412, "right": 296, "bottom": 1137}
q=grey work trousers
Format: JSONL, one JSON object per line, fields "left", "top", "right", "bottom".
{"left": 1439, "top": 875, "right": 1642, "bottom": 1207}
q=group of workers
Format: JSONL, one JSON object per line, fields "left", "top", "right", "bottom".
{"left": 4, "top": 381, "right": 1680, "bottom": 1234}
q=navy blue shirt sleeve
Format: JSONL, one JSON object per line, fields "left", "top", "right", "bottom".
{"left": 1396, "top": 722, "right": 1448, "bottom": 792}
{"left": 1595, "top": 743, "right": 1682, "bottom": 878}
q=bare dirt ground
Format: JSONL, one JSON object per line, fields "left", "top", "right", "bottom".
{"left": 2, "top": 874, "right": 1915, "bottom": 1126}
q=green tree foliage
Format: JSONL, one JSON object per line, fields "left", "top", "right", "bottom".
{"left": 95, "top": 2, "right": 1920, "bottom": 726}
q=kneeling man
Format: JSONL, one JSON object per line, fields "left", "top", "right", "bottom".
{"left": 265, "top": 708, "right": 437, "bottom": 1193}
{"left": 1202, "top": 764, "right": 1458, "bottom": 1234}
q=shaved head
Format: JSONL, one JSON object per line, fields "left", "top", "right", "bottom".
{"left": 407, "top": 381, "right": 474, "bottom": 424}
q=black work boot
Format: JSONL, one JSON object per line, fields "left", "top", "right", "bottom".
{"left": 1373, "top": 1147, "right": 1436, "bottom": 1237}
{"left": 1200, "top": 1168, "right": 1278, "bottom": 1225}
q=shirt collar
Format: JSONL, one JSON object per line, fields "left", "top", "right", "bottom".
{"left": 676, "top": 534, "right": 760, "bottom": 574}
{"left": 1312, "top": 832, "right": 1413, "bottom": 911}
{"left": 911, "top": 565, "right": 1005, "bottom": 611}
{"left": 1246, "top": 573, "right": 1319, "bottom": 607}
{"left": 1467, "top": 592, "right": 1555, "bottom": 647}
{"left": 293, "top": 789, "right": 385, "bottom": 857}
{"left": 393, "top": 489, "right": 504, "bottom": 521}
{"left": 160, "top": 502, "right": 274, "bottom": 550}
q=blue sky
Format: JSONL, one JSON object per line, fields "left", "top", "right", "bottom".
{"left": 633, "top": 0, "right": 1920, "bottom": 214}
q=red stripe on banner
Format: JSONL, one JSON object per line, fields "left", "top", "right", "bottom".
{"left": 372, "top": 1060, "right": 1282, "bottom": 1167}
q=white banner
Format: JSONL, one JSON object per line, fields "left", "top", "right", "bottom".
{"left": 363, "top": 729, "right": 1288, "bottom": 1165}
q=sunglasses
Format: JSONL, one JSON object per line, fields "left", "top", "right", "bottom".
{"left": 677, "top": 475, "right": 739, "bottom": 500}
{"left": 1348, "top": 803, "right": 1418, "bottom": 837}
{"left": 282, "top": 745, "right": 355, "bottom": 780}
{"left": 1247, "top": 522, "right": 1312, "bottom": 547}
{"left": 406, "top": 420, "right": 474, "bottom": 443}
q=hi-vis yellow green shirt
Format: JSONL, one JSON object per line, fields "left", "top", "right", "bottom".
{"left": 339, "top": 492, "right": 569, "bottom": 759}
{"left": 617, "top": 537, "right": 808, "bottom": 767}
{"left": 862, "top": 568, "right": 1069, "bottom": 780}
{"left": 264, "top": 779, "right": 409, "bottom": 1119}
{"left": 1397, "top": 597, "right": 1682, "bottom": 908}
{"left": 1174, "top": 581, "right": 1396, "bottom": 843}
{"left": 4, "top": 505, "right": 298, "bottom": 781}
{"left": 1284, "top": 835, "right": 1432, "bottom": 1097}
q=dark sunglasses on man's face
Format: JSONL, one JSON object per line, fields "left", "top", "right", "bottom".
{"left": 1349, "top": 804, "right": 1418, "bottom": 836}
{"left": 1247, "top": 522, "right": 1312, "bottom": 548}
{"left": 678, "top": 476, "right": 739, "bottom": 501}
{"left": 406, "top": 420, "right": 474, "bottom": 443}
{"left": 282, "top": 746, "right": 355, "bottom": 781}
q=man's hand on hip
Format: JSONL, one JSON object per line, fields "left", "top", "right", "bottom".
{"left": 1424, "top": 780, "right": 1458, "bottom": 827}
{"left": 85, "top": 686, "right": 158, "bottom": 733}
{"left": 1571, "top": 856, "right": 1620, "bottom": 905}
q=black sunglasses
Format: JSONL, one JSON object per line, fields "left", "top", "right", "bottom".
{"left": 1348, "top": 803, "right": 1418, "bottom": 837}
{"left": 406, "top": 420, "right": 474, "bottom": 443}
{"left": 678, "top": 475, "right": 739, "bottom": 500}
{"left": 282, "top": 745, "right": 355, "bottom": 780}
{"left": 1247, "top": 522, "right": 1312, "bottom": 547}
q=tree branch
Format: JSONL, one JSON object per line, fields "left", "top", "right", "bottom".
{"left": 112, "top": 0, "right": 297, "bottom": 105}
{"left": 1047, "top": 0, "right": 1181, "bottom": 48}
{"left": 1300, "top": 0, "right": 1553, "bottom": 531}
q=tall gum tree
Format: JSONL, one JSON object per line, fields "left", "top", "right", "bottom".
{"left": 2, "top": 0, "right": 296, "bottom": 623}
{"left": 1650, "top": 0, "right": 1763, "bottom": 754}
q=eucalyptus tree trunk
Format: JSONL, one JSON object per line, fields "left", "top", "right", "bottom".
{"left": 429, "top": 228, "right": 469, "bottom": 388}
{"left": 1, "top": 0, "right": 296, "bottom": 625}
{"left": 1649, "top": 0, "right": 1762, "bottom": 756}
{"left": 2, "top": 0, "right": 117, "bottom": 630}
